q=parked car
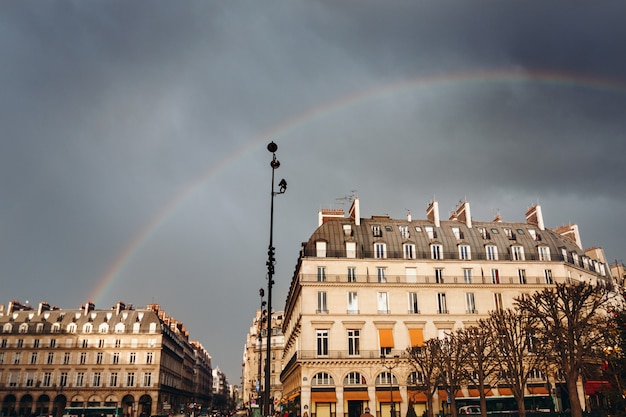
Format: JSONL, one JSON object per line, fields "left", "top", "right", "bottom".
{"left": 458, "top": 406, "right": 480, "bottom": 415}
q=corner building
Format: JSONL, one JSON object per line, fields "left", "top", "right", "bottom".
{"left": 280, "top": 197, "right": 612, "bottom": 417}
{"left": 0, "top": 301, "right": 212, "bottom": 417}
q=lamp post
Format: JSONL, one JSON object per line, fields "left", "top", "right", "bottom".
{"left": 257, "top": 289, "right": 267, "bottom": 412}
{"left": 380, "top": 355, "right": 400, "bottom": 417}
{"left": 264, "top": 141, "right": 287, "bottom": 417}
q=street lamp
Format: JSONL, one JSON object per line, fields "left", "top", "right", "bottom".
{"left": 381, "top": 355, "right": 400, "bottom": 417}
{"left": 264, "top": 141, "right": 287, "bottom": 417}
{"left": 257, "top": 289, "right": 267, "bottom": 412}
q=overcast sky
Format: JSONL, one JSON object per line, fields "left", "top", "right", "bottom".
{"left": 2, "top": 1, "right": 626, "bottom": 383}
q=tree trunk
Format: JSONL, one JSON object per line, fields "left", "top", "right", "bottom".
{"left": 567, "top": 375, "right": 583, "bottom": 417}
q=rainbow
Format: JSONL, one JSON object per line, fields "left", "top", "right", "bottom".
{"left": 88, "top": 68, "right": 626, "bottom": 305}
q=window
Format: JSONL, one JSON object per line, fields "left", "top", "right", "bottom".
{"left": 378, "top": 328, "right": 394, "bottom": 357}
{"left": 47, "top": 352, "right": 54, "bottom": 364}
{"left": 42, "top": 372, "right": 52, "bottom": 387}
{"left": 478, "top": 227, "right": 489, "bottom": 239}
{"left": 377, "top": 292, "right": 389, "bottom": 314}
{"left": 486, "top": 245, "right": 498, "bottom": 260}
{"left": 491, "top": 269, "right": 500, "bottom": 284}
{"left": 374, "top": 243, "right": 386, "bottom": 259}
{"left": 96, "top": 352, "right": 103, "bottom": 364}
{"left": 408, "top": 292, "right": 419, "bottom": 314}
{"left": 511, "top": 246, "right": 524, "bottom": 261}
{"left": 452, "top": 227, "right": 461, "bottom": 240}
{"left": 425, "top": 226, "right": 435, "bottom": 239}
{"left": 115, "top": 323, "right": 125, "bottom": 333}
{"left": 317, "top": 267, "right": 326, "bottom": 282}
{"left": 346, "top": 242, "right": 356, "bottom": 258}
{"left": 14, "top": 352, "right": 21, "bottom": 364}
{"left": 67, "top": 323, "right": 76, "bottom": 333}
{"left": 59, "top": 372, "right": 68, "bottom": 387}
{"left": 98, "top": 339, "right": 105, "bottom": 348}
{"left": 49, "top": 339, "right": 56, "bottom": 348}
{"left": 377, "top": 267, "right": 387, "bottom": 283}
{"left": 538, "top": 246, "right": 551, "bottom": 261}
{"left": 545, "top": 269, "right": 554, "bottom": 284}
{"left": 459, "top": 245, "right": 470, "bottom": 260}
{"left": 431, "top": 244, "right": 443, "bottom": 260}
{"left": 437, "top": 293, "right": 448, "bottom": 314}
{"left": 494, "top": 293, "right": 503, "bottom": 311}
{"left": 504, "top": 228, "right": 513, "bottom": 238}
{"left": 435, "top": 268, "right": 444, "bottom": 283}
{"left": 51, "top": 323, "right": 60, "bottom": 333}
{"left": 372, "top": 225, "right": 382, "bottom": 237}
{"left": 33, "top": 339, "right": 40, "bottom": 348}
{"left": 316, "top": 241, "right": 327, "bottom": 257}
{"left": 408, "top": 371, "right": 424, "bottom": 385}
{"left": 317, "top": 292, "right": 328, "bottom": 314}
{"left": 316, "top": 330, "right": 329, "bottom": 356}
{"left": 347, "top": 267, "right": 356, "bottom": 282}
{"left": 113, "top": 353, "right": 120, "bottom": 364}
{"left": 80, "top": 352, "right": 87, "bottom": 364}
{"left": 518, "top": 269, "right": 527, "bottom": 284}
{"left": 0, "top": 352, "right": 4, "bottom": 364}
{"left": 403, "top": 243, "right": 415, "bottom": 259}
{"left": 312, "top": 372, "right": 334, "bottom": 385}
{"left": 63, "top": 352, "right": 71, "bottom": 365}
{"left": 143, "top": 372, "right": 152, "bottom": 387}
{"left": 344, "top": 372, "right": 365, "bottom": 385}
{"left": 82, "top": 339, "right": 89, "bottom": 348}
{"left": 93, "top": 372, "right": 102, "bottom": 387}
{"left": 127, "top": 372, "right": 135, "bottom": 387}
{"left": 129, "top": 352, "right": 136, "bottom": 364}
{"left": 347, "top": 292, "right": 358, "bottom": 314}
{"left": 17, "top": 339, "right": 24, "bottom": 348}
{"left": 399, "top": 225, "right": 410, "bottom": 238}
{"left": 146, "top": 352, "right": 154, "bottom": 364}
{"left": 415, "top": 226, "right": 422, "bottom": 233}
{"left": 466, "top": 293, "right": 476, "bottom": 314}
{"left": 110, "top": 372, "right": 118, "bottom": 387}
{"left": 19, "top": 324, "right": 28, "bottom": 333}
{"left": 463, "top": 269, "right": 472, "bottom": 284}
{"left": 83, "top": 323, "right": 93, "bottom": 333}
{"left": 348, "top": 329, "right": 360, "bottom": 356}
{"left": 30, "top": 352, "right": 38, "bottom": 365}
{"left": 74, "top": 372, "right": 84, "bottom": 387}
{"left": 528, "top": 229, "right": 537, "bottom": 240}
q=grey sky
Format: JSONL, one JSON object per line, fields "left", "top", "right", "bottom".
{"left": 1, "top": 1, "right": 626, "bottom": 382}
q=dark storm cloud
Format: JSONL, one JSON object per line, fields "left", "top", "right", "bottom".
{"left": 1, "top": 0, "right": 626, "bottom": 381}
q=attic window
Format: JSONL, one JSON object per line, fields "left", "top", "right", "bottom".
{"left": 372, "top": 225, "right": 382, "bottom": 237}
{"left": 399, "top": 225, "right": 410, "bottom": 239}
{"left": 316, "top": 241, "right": 327, "bottom": 258}
{"left": 385, "top": 226, "right": 393, "bottom": 232}
{"left": 415, "top": 226, "right": 422, "bottom": 232}
{"left": 343, "top": 224, "right": 352, "bottom": 236}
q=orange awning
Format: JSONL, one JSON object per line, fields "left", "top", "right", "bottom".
{"left": 437, "top": 390, "right": 448, "bottom": 401}
{"left": 409, "top": 328, "right": 424, "bottom": 347}
{"left": 408, "top": 391, "right": 427, "bottom": 402}
{"left": 376, "top": 391, "right": 402, "bottom": 402}
{"left": 498, "top": 387, "right": 513, "bottom": 396}
{"left": 379, "top": 328, "right": 395, "bottom": 348}
{"left": 584, "top": 380, "right": 611, "bottom": 395}
{"left": 311, "top": 391, "right": 336, "bottom": 403}
{"left": 343, "top": 391, "right": 370, "bottom": 401}
{"left": 528, "top": 386, "right": 549, "bottom": 395}
{"left": 467, "top": 389, "right": 480, "bottom": 397}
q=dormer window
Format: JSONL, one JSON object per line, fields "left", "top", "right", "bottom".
{"left": 399, "top": 225, "right": 410, "bottom": 239}
{"left": 403, "top": 243, "right": 415, "bottom": 259}
{"left": 372, "top": 225, "right": 382, "bottom": 237}
{"left": 343, "top": 224, "right": 352, "bottom": 236}
{"left": 425, "top": 226, "right": 436, "bottom": 240}
{"left": 374, "top": 243, "right": 387, "bottom": 259}
{"left": 316, "top": 241, "right": 327, "bottom": 258}
{"left": 478, "top": 227, "right": 490, "bottom": 240}
{"left": 511, "top": 245, "right": 524, "bottom": 261}
{"left": 452, "top": 227, "right": 461, "bottom": 240}
{"left": 538, "top": 246, "right": 551, "bottom": 261}
{"left": 459, "top": 245, "right": 470, "bottom": 260}
{"left": 486, "top": 245, "right": 498, "bottom": 261}
{"left": 415, "top": 226, "right": 422, "bottom": 233}
{"left": 528, "top": 229, "right": 537, "bottom": 240}
{"left": 431, "top": 244, "right": 443, "bottom": 260}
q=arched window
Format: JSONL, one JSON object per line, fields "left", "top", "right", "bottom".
{"left": 115, "top": 323, "right": 125, "bottom": 333}
{"left": 51, "top": 323, "right": 61, "bottom": 333}
{"left": 99, "top": 323, "right": 109, "bottom": 333}
{"left": 83, "top": 323, "right": 93, "bottom": 333}
{"left": 67, "top": 323, "right": 77, "bottom": 333}
{"left": 3, "top": 323, "right": 13, "bottom": 333}
{"left": 376, "top": 371, "right": 398, "bottom": 386}
{"left": 19, "top": 323, "right": 29, "bottom": 333}
{"left": 344, "top": 372, "right": 365, "bottom": 385}
{"left": 312, "top": 372, "right": 334, "bottom": 386}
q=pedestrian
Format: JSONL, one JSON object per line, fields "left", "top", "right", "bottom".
{"left": 360, "top": 408, "right": 374, "bottom": 417}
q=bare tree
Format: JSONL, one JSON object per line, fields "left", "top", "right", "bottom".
{"left": 482, "top": 308, "right": 544, "bottom": 417}
{"left": 437, "top": 331, "right": 469, "bottom": 417}
{"left": 515, "top": 282, "right": 611, "bottom": 417}
{"left": 457, "top": 325, "right": 500, "bottom": 417}
{"left": 406, "top": 339, "right": 441, "bottom": 417}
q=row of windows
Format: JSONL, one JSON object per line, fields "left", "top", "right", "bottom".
{"left": 0, "top": 337, "right": 157, "bottom": 349}
{"left": 309, "top": 368, "right": 548, "bottom": 387}
{"left": 372, "top": 242, "right": 550, "bottom": 261}
{"left": 372, "top": 224, "right": 537, "bottom": 241}
{"left": 0, "top": 350, "right": 154, "bottom": 365}
{"left": 316, "top": 287, "right": 541, "bottom": 316}
{"left": 316, "top": 266, "right": 554, "bottom": 285}
{"left": 1, "top": 370, "right": 152, "bottom": 388}
{"left": 1, "top": 321, "right": 158, "bottom": 334}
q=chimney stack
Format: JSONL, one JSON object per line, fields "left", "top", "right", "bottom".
{"left": 349, "top": 196, "right": 361, "bottom": 226}
{"left": 526, "top": 204, "right": 545, "bottom": 230}
{"left": 556, "top": 224, "right": 583, "bottom": 249}
{"left": 426, "top": 200, "right": 440, "bottom": 227}
{"left": 452, "top": 200, "right": 472, "bottom": 228}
